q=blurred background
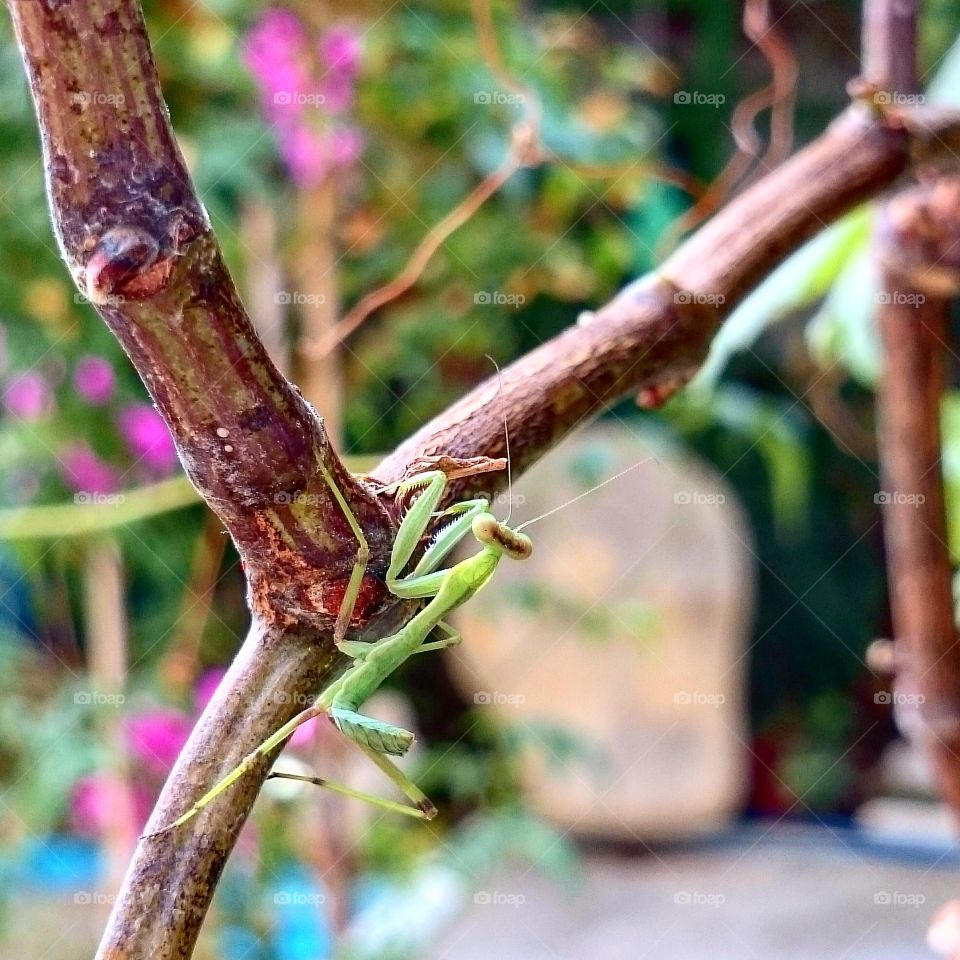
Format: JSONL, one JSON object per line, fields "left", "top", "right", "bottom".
{"left": 1, "top": 0, "right": 960, "bottom": 957}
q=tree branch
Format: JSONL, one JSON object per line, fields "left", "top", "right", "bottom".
{"left": 874, "top": 178, "right": 960, "bottom": 816}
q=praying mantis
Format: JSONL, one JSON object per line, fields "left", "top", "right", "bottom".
{"left": 150, "top": 450, "right": 535, "bottom": 832}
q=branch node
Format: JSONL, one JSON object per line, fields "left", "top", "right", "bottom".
{"left": 83, "top": 225, "right": 170, "bottom": 304}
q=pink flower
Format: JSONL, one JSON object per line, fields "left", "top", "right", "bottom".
{"left": 280, "top": 124, "right": 333, "bottom": 187}
{"left": 70, "top": 773, "right": 124, "bottom": 836}
{"left": 4, "top": 371, "right": 52, "bottom": 420}
{"left": 320, "top": 27, "right": 361, "bottom": 76}
{"left": 125, "top": 709, "right": 192, "bottom": 777}
{"left": 290, "top": 716, "right": 319, "bottom": 750}
{"left": 59, "top": 444, "right": 119, "bottom": 495}
{"left": 118, "top": 404, "right": 178, "bottom": 473}
{"left": 331, "top": 126, "right": 364, "bottom": 166}
{"left": 74, "top": 355, "right": 116, "bottom": 406}
{"left": 319, "top": 71, "right": 355, "bottom": 114}
{"left": 70, "top": 772, "right": 155, "bottom": 836}
{"left": 244, "top": 10, "right": 310, "bottom": 114}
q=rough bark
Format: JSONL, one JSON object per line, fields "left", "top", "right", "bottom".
{"left": 875, "top": 179, "right": 960, "bottom": 817}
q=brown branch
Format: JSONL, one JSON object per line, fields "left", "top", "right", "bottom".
{"left": 874, "top": 178, "right": 960, "bottom": 816}
{"left": 375, "top": 106, "right": 914, "bottom": 495}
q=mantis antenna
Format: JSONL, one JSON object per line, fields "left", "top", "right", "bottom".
{"left": 485, "top": 354, "right": 514, "bottom": 524}
{"left": 515, "top": 458, "right": 656, "bottom": 532}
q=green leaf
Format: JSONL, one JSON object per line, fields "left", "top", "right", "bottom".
{"left": 694, "top": 207, "right": 872, "bottom": 388}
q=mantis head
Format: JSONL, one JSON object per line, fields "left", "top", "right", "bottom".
{"left": 471, "top": 512, "right": 533, "bottom": 560}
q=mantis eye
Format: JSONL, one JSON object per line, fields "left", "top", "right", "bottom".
{"left": 471, "top": 513, "right": 533, "bottom": 560}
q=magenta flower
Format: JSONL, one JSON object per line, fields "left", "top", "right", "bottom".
{"left": 70, "top": 773, "right": 123, "bottom": 836}
{"left": 71, "top": 772, "right": 155, "bottom": 836}
{"left": 4, "top": 371, "right": 52, "bottom": 420}
{"left": 319, "top": 71, "right": 354, "bottom": 114}
{"left": 59, "top": 444, "right": 119, "bottom": 495}
{"left": 331, "top": 126, "right": 364, "bottom": 166}
{"left": 243, "top": 12, "right": 363, "bottom": 186}
{"left": 243, "top": 9, "right": 310, "bottom": 116}
{"left": 320, "top": 27, "right": 361, "bottom": 76}
{"left": 280, "top": 125, "right": 333, "bottom": 187}
{"left": 118, "top": 404, "right": 178, "bottom": 473}
{"left": 125, "top": 709, "right": 192, "bottom": 777}
{"left": 74, "top": 355, "right": 116, "bottom": 406}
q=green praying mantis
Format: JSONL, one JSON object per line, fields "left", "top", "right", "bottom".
{"left": 149, "top": 394, "right": 651, "bottom": 834}
{"left": 150, "top": 446, "right": 537, "bottom": 833}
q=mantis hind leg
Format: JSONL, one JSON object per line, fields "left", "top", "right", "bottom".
{"left": 413, "top": 621, "right": 462, "bottom": 654}
{"left": 266, "top": 771, "right": 434, "bottom": 819}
